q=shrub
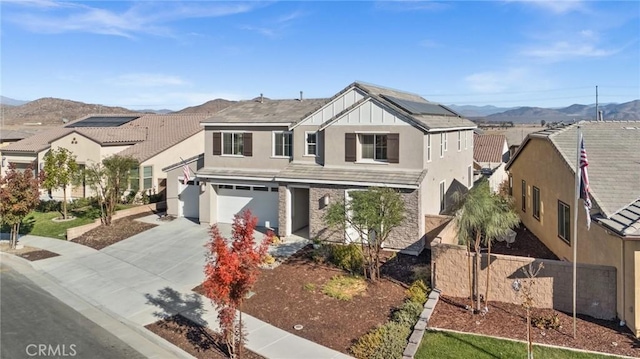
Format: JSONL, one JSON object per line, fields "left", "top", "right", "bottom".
{"left": 411, "top": 266, "right": 431, "bottom": 283}
{"left": 406, "top": 279, "right": 429, "bottom": 304}
{"left": 532, "top": 313, "right": 561, "bottom": 330}
{"left": 328, "top": 243, "right": 364, "bottom": 274}
{"left": 392, "top": 300, "right": 423, "bottom": 327}
{"left": 303, "top": 283, "right": 316, "bottom": 292}
{"left": 148, "top": 193, "right": 163, "bottom": 203}
{"left": 262, "top": 254, "right": 275, "bottom": 265}
{"left": 67, "top": 197, "right": 92, "bottom": 210}
{"left": 37, "top": 200, "right": 60, "bottom": 213}
{"left": 350, "top": 322, "right": 410, "bottom": 359}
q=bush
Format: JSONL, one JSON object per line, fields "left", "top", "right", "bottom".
{"left": 350, "top": 322, "right": 411, "bottom": 359}
{"left": 37, "top": 200, "right": 60, "bottom": 213}
{"left": 406, "top": 279, "right": 429, "bottom": 304}
{"left": 328, "top": 243, "right": 364, "bottom": 274}
{"left": 67, "top": 197, "right": 92, "bottom": 211}
{"left": 322, "top": 275, "right": 367, "bottom": 301}
{"left": 532, "top": 313, "right": 561, "bottom": 330}
{"left": 392, "top": 300, "right": 423, "bottom": 327}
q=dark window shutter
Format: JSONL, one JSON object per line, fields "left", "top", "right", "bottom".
{"left": 388, "top": 133, "right": 399, "bottom": 163}
{"left": 212, "top": 132, "right": 221, "bottom": 155}
{"left": 243, "top": 133, "right": 253, "bottom": 157}
{"left": 345, "top": 133, "right": 356, "bottom": 162}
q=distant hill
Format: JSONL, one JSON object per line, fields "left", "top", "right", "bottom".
{"left": 176, "top": 98, "right": 236, "bottom": 114}
{"left": 137, "top": 109, "right": 174, "bottom": 114}
{"left": 0, "top": 96, "right": 28, "bottom": 106}
{"left": 482, "top": 100, "right": 640, "bottom": 123}
{"left": 1, "top": 98, "right": 137, "bottom": 127}
{"left": 447, "top": 104, "right": 514, "bottom": 117}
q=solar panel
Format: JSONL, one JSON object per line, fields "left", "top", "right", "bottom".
{"left": 382, "top": 95, "right": 458, "bottom": 117}
{"left": 67, "top": 116, "right": 139, "bottom": 128}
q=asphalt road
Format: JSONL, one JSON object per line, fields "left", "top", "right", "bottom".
{"left": 0, "top": 262, "right": 146, "bottom": 359}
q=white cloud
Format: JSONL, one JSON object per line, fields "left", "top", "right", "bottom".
{"left": 107, "top": 74, "right": 189, "bottom": 88}
{"left": 465, "top": 68, "right": 536, "bottom": 94}
{"left": 522, "top": 41, "right": 617, "bottom": 60}
{"left": 5, "top": 1, "right": 261, "bottom": 38}
{"left": 512, "top": 0, "right": 586, "bottom": 14}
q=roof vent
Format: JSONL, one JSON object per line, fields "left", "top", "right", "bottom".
{"left": 299, "top": 91, "right": 303, "bottom": 101}
{"left": 62, "top": 118, "right": 69, "bottom": 124}
{"left": 260, "top": 93, "right": 264, "bottom": 103}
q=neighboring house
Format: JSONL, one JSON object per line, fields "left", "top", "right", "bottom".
{"left": 473, "top": 133, "right": 509, "bottom": 192}
{"left": 0, "top": 113, "right": 209, "bottom": 200}
{"left": 0, "top": 130, "right": 34, "bottom": 149}
{"left": 506, "top": 121, "right": 640, "bottom": 336}
{"left": 164, "top": 82, "right": 476, "bottom": 254}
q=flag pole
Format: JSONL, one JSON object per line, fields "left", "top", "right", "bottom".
{"left": 572, "top": 126, "right": 581, "bottom": 339}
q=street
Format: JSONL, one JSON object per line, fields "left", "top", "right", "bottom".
{"left": 0, "top": 262, "right": 146, "bottom": 359}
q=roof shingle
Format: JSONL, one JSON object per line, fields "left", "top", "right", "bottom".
{"left": 474, "top": 134, "right": 507, "bottom": 163}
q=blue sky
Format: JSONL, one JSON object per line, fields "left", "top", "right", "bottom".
{"left": 1, "top": 0, "right": 639, "bottom": 110}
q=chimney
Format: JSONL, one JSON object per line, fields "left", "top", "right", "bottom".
{"left": 598, "top": 110, "right": 604, "bottom": 121}
{"left": 299, "top": 91, "right": 303, "bottom": 101}
{"left": 260, "top": 93, "right": 264, "bottom": 103}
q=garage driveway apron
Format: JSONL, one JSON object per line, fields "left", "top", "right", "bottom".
{"left": 17, "top": 217, "right": 350, "bottom": 359}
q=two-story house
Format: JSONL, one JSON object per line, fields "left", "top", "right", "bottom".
{"left": 473, "top": 133, "right": 509, "bottom": 192}
{"left": 506, "top": 121, "right": 640, "bottom": 336}
{"left": 164, "top": 82, "right": 476, "bottom": 254}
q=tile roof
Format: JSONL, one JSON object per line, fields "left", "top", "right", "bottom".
{"left": 508, "top": 121, "right": 640, "bottom": 224}
{"left": 353, "top": 82, "right": 477, "bottom": 131}
{"left": 0, "top": 130, "right": 34, "bottom": 141}
{"left": 73, "top": 128, "right": 147, "bottom": 144}
{"left": 474, "top": 134, "right": 507, "bottom": 163}
{"left": 1, "top": 128, "right": 74, "bottom": 153}
{"left": 201, "top": 98, "right": 329, "bottom": 125}
{"left": 117, "top": 114, "right": 209, "bottom": 162}
{"left": 275, "top": 163, "right": 426, "bottom": 188}
{"left": 595, "top": 200, "right": 640, "bottom": 236}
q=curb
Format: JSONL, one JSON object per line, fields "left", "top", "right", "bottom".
{"left": 0, "top": 252, "right": 195, "bottom": 359}
{"left": 402, "top": 288, "right": 441, "bottom": 359}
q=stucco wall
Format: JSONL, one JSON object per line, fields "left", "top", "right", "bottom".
{"left": 308, "top": 184, "right": 423, "bottom": 254}
{"left": 165, "top": 156, "right": 203, "bottom": 217}
{"left": 432, "top": 242, "right": 617, "bottom": 320}
{"left": 203, "top": 126, "right": 291, "bottom": 170}
{"left": 508, "top": 137, "right": 638, "bottom": 327}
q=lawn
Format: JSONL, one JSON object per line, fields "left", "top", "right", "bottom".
{"left": 417, "top": 330, "right": 620, "bottom": 359}
{"left": 17, "top": 211, "right": 96, "bottom": 239}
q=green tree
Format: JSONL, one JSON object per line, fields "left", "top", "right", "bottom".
{"left": 42, "top": 147, "right": 79, "bottom": 219}
{"left": 455, "top": 180, "right": 520, "bottom": 312}
{"left": 325, "top": 187, "right": 405, "bottom": 281}
{"left": 0, "top": 164, "right": 41, "bottom": 249}
{"left": 84, "top": 155, "right": 138, "bottom": 226}
{"left": 540, "top": 119, "right": 546, "bottom": 127}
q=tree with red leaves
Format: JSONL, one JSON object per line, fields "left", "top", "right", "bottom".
{"left": 0, "top": 163, "right": 42, "bottom": 249}
{"left": 203, "top": 209, "right": 273, "bottom": 359}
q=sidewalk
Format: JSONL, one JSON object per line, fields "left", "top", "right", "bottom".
{"left": 6, "top": 218, "right": 352, "bottom": 359}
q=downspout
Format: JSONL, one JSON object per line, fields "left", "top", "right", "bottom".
{"left": 621, "top": 236, "right": 626, "bottom": 327}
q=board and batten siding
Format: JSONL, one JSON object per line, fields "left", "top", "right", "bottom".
{"left": 298, "top": 88, "right": 366, "bottom": 126}
{"left": 330, "top": 100, "right": 410, "bottom": 127}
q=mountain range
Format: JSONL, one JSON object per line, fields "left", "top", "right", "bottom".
{"left": 1, "top": 96, "right": 638, "bottom": 128}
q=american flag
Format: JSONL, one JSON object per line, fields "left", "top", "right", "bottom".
{"left": 579, "top": 136, "right": 592, "bottom": 229}
{"left": 182, "top": 164, "right": 191, "bottom": 185}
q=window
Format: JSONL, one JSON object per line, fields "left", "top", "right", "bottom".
{"left": 508, "top": 175, "right": 513, "bottom": 196}
{"left": 223, "top": 132, "right": 244, "bottom": 155}
{"left": 464, "top": 131, "right": 468, "bottom": 149}
{"left": 521, "top": 180, "right": 526, "bottom": 212}
{"left": 253, "top": 186, "right": 269, "bottom": 191}
{"left": 533, "top": 186, "right": 540, "bottom": 220}
{"left": 129, "top": 167, "right": 140, "bottom": 192}
{"left": 457, "top": 131, "right": 462, "bottom": 151}
{"left": 236, "top": 185, "right": 251, "bottom": 190}
{"left": 426, "top": 134, "right": 432, "bottom": 162}
{"left": 444, "top": 133, "right": 448, "bottom": 151}
{"left": 558, "top": 201, "right": 570, "bottom": 243}
{"left": 273, "top": 131, "right": 292, "bottom": 157}
{"left": 305, "top": 132, "right": 317, "bottom": 156}
{"left": 218, "top": 185, "right": 233, "bottom": 190}
{"left": 361, "top": 134, "right": 387, "bottom": 161}
{"left": 142, "top": 166, "right": 153, "bottom": 190}
{"left": 440, "top": 133, "right": 445, "bottom": 158}
{"left": 468, "top": 165, "right": 472, "bottom": 188}
{"left": 439, "top": 181, "right": 446, "bottom": 212}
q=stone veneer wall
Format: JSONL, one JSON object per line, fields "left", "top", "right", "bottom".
{"left": 432, "top": 242, "right": 617, "bottom": 320}
{"left": 308, "top": 184, "right": 423, "bottom": 255}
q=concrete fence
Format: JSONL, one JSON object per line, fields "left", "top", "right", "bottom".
{"left": 431, "top": 242, "right": 617, "bottom": 320}
{"left": 66, "top": 202, "right": 166, "bottom": 240}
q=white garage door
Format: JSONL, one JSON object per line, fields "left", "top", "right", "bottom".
{"left": 217, "top": 185, "right": 278, "bottom": 228}
{"left": 179, "top": 181, "right": 200, "bottom": 218}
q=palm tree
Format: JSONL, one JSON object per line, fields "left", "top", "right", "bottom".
{"left": 455, "top": 180, "right": 520, "bottom": 312}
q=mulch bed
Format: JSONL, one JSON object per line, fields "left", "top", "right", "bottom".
{"left": 71, "top": 212, "right": 157, "bottom": 250}
{"left": 0, "top": 243, "right": 60, "bottom": 261}
{"left": 430, "top": 296, "right": 640, "bottom": 357}
{"left": 145, "top": 315, "right": 264, "bottom": 359}
{"left": 193, "top": 246, "right": 429, "bottom": 354}
{"left": 491, "top": 224, "right": 559, "bottom": 260}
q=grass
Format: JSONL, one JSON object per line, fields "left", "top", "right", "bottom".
{"left": 416, "top": 330, "right": 619, "bottom": 359}
{"left": 303, "top": 283, "right": 317, "bottom": 292}
{"left": 1, "top": 211, "right": 96, "bottom": 240}
{"left": 322, "top": 275, "right": 367, "bottom": 301}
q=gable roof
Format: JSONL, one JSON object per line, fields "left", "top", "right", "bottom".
{"left": 200, "top": 98, "right": 329, "bottom": 125}
{"left": 474, "top": 134, "right": 507, "bottom": 163}
{"left": 0, "top": 130, "right": 34, "bottom": 142}
{"left": 1, "top": 114, "right": 209, "bottom": 163}
{"left": 506, "top": 121, "right": 640, "bottom": 226}
{"left": 305, "top": 82, "right": 477, "bottom": 132}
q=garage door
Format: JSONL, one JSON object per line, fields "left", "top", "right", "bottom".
{"left": 179, "top": 181, "right": 200, "bottom": 218}
{"left": 217, "top": 185, "right": 278, "bottom": 228}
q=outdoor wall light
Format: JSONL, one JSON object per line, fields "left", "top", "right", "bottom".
{"left": 1, "top": 157, "right": 5, "bottom": 167}
{"left": 323, "top": 194, "right": 330, "bottom": 206}
{"left": 200, "top": 181, "right": 206, "bottom": 192}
